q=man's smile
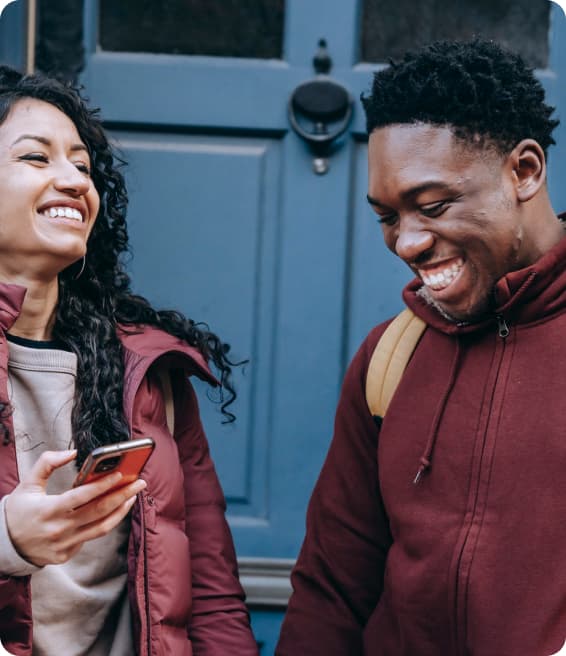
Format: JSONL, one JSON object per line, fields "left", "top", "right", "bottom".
{"left": 417, "top": 257, "right": 464, "bottom": 292}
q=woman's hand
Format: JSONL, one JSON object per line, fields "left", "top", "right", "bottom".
{"left": 4, "top": 450, "right": 146, "bottom": 567}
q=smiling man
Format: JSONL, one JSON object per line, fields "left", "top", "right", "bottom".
{"left": 276, "top": 40, "right": 566, "bottom": 656}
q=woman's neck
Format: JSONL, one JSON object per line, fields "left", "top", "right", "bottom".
{"left": 4, "top": 276, "right": 59, "bottom": 340}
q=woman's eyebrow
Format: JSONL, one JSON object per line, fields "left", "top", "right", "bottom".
{"left": 11, "top": 134, "right": 88, "bottom": 153}
{"left": 11, "top": 133, "right": 50, "bottom": 147}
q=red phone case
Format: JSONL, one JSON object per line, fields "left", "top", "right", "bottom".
{"left": 73, "top": 437, "right": 155, "bottom": 488}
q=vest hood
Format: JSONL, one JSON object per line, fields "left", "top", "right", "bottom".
{"left": 0, "top": 284, "right": 27, "bottom": 333}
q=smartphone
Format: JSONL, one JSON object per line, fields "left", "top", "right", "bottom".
{"left": 72, "top": 437, "right": 155, "bottom": 489}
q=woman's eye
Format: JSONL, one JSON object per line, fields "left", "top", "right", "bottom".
{"left": 19, "top": 153, "right": 48, "bottom": 164}
{"left": 421, "top": 202, "right": 448, "bottom": 218}
{"left": 75, "top": 162, "right": 91, "bottom": 175}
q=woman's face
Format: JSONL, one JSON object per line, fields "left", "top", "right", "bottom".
{"left": 0, "top": 97, "right": 100, "bottom": 281}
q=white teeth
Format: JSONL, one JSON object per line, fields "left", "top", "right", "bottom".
{"left": 419, "top": 259, "right": 464, "bottom": 291}
{"left": 43, "top": 206, "right": 83, "bottom": 222}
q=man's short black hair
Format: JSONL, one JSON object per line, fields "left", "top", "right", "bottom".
{"left": 362, "top": 39, "right": 559, "bottom": 156}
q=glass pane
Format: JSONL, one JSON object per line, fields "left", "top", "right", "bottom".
{"left": 99, "top": 0, "right": 285, "bottom": 59}
{"left": 361, "top": 0, "right": 549, "bottom": 69}
{"left": 36, "top": 0, "right": 85, "bottom": 82}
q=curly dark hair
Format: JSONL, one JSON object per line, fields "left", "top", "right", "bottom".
{"left": 361, "top": 39, "right": 559, "bottom": 156}
{"left": 0, "top": 65, "right": 242, "bottom": 466}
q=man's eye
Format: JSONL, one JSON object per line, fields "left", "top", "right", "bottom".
{"left": 421, "top": 201, "right": 448, "bottom": 218}
{"left": 377, "top": 213, "right": 398, "bottom": 226}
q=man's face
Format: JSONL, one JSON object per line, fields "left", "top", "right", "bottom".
{"left": 367, "top": 123, "right": 539, "bottom": 322}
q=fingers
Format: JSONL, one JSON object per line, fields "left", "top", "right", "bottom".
{"left": 17, "top": 479, "right": 146, "bottom": 565}
{"left": 71, "top": 478, "right": 146, "bottom": 528}
{"left": 36, "top": 491, "right": 137, "bottom": 565}
{"left": 61, "top": 470, "right": 126, "bottom": 512}
{"left": 24, "top": 450, "right": 77, "bottom": 489}
{"left": 71, "top": 494, "right": 139, "bottom": 546}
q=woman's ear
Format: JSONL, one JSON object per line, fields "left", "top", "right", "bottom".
{"left": 508, "top": 139, "right": 546, "bottom": 202}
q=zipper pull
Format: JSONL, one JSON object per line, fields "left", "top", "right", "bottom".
{"left": 496, "top": 315, "right": 510, "bottom": 338}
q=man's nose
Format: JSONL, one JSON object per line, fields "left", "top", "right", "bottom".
{"left": 394, "top": 216, "right": 435, "bottom": 263}
{"left": 52, "top": 162, "right": 90, "bottom": 196}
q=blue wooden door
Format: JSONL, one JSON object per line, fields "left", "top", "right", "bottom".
{"left": 2, "top": 2, "right": 566, "bottom": 652}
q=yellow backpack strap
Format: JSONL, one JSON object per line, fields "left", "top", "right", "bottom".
{"left": 365, "top": 308, "right": 427, "bottom": 418}
{"left": 156, "top": 365, "right": 175, "bottom": 436}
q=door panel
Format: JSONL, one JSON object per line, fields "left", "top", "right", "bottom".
{"left": 113, "top": 131, "right": 281, "bottom": 523}
{"left": 546, "top": 7, "right": 566, "bottom": 213}
{"left": 0, "top": 0, "right": 27, "bottom": 70}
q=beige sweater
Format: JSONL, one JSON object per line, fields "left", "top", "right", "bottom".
{"left": 0, "top": 337, "right": 133, "bottom": 656}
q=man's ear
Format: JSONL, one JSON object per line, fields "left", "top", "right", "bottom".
{"left": 508, "top": 139, "right": 546, "bottom": 202}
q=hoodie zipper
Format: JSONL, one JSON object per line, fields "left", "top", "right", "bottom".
{"left": 452, "top": 318, "right": 511, "bottom": 654}
{"left": 496, "top": 315, "right": 510, "bottom": 339}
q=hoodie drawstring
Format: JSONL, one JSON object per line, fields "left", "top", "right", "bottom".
{"left": 413, "top": 339, "right": 462, "bottom": 485}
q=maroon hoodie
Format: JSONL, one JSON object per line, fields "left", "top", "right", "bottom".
{"left": 277, "top": 235, "right": 566, "bottom": 656}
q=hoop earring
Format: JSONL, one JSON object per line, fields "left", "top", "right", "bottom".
{"left": 74, "top": 255, "right": 86, "bottom": 280}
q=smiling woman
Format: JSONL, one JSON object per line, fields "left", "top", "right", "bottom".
{"left": 0, "top": 99, "right": 99, "bottom": 280}
{"left": 0, "top": 67, "right": 258, "bottom": 656}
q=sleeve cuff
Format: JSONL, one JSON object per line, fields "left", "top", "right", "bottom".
{"left": 0, "top": 495, "right": 42, "bottom": 577}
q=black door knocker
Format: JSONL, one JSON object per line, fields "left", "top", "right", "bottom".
{"left": 288, "top": 39, "right": 353, "bottom": 175}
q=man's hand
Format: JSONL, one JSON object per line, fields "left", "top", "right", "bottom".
{"left": 5, "top": 450, "right": 146, "bottom": 566}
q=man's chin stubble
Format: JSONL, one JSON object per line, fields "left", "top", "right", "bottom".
{"left": 416, "top": 286, "right": 494, "bottom": 325}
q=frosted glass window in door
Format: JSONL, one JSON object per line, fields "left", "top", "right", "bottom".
{"left": 99, "top": 0, "right": 285, "bottom": 60}
{"left": 361, "top": 0, "right": 549, "bottom": 69}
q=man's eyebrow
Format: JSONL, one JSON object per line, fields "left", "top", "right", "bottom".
{"left": 366, "top": 194, "right": 386, "bottom": 208}
{"left": 367, "top": 181, "right": 455, "bottom": 208}
{"left": 11, "top": 134, "right": 88, "bottom": 153}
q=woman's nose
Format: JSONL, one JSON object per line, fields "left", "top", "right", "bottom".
{"left": 52, "top": 162, "right": 90, "bottom": 196}
{"left": 394, "top": 216, "right": 435, "bottom": 263}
